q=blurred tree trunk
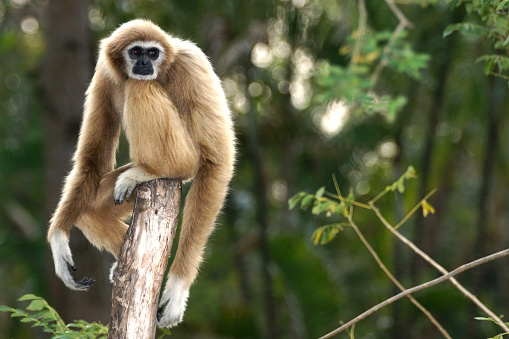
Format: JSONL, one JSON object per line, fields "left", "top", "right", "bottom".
{"left": 42, "top": 0, "right": 113, "bottom": 324}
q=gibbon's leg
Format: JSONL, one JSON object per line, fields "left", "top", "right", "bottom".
{"left": 50, "top": 165, "right": 135, "bottom": 290}
{"left": 158, "top": 162, "right": 230, "bottom": 328}
{"left": 78, "top": 164, "right": 135, "bottom": 258}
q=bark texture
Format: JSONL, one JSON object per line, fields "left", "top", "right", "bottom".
{"left": 108, "top": 179, "right": 182, "bottom": 339}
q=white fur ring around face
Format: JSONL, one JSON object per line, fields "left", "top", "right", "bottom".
{"left": 157, "top": 274, "right": 190, "bottom": 328}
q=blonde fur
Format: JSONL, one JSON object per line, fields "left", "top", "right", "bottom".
{"left": 47, "top": 19, "right": 235, "bottom": 327}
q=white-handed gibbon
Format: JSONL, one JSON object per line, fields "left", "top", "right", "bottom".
{"left": 47, "top": 19, "right": 235, "bottom": 328}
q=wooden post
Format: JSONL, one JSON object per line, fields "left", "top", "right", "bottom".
{"left": 108, "top": 179, "right": 182, "bottom": 339}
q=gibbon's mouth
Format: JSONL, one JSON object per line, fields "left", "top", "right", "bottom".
{"left": 133, "top": 67, "right": 154, "bottom": 76}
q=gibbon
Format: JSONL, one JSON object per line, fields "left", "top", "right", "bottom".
{"left": 47, "top": 19, "right": 235, "bottom": 328}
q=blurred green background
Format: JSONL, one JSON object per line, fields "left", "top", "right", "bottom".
{"left": 1, "top": 0, "right": 509, "bottom": 338}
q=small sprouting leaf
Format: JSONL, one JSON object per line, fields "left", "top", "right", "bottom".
{"left": 422, "top": 200, "right": 435, "bottom": 217}
{"left": 311, "top": 200, "right": 333, "bottom": 215}
{"left": 397, "top": 180, "right": 405, "bottom": 193}
{"left": 158, "top": 327, "right": 172, "bottom": 339}
{"left": 315, "top": 186, "right": 326, "bottom": 199}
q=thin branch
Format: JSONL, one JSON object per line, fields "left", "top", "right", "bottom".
{"left": 319, "top": 248, "right": 509, "bottom": 338}
{"left": 351, "top": 0, "right": 367, "bottom": 65}
{"left": 370, "top": 202, "right": 509, "bottom": 334}
{"left": 370, "top": 0, "right": 413, "bottom": 84}
{"left": 324, "top": 192, "right": 371, "bottom": 210}
{"left": 394, "top": 188, "right": 438, "bottom": 229}
{"left": 347, "top": 208, "right": 452, "bottom": 339}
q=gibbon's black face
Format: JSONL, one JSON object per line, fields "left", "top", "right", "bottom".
{"left": 128, "top": 46, "right": 159, "bottom": 76}
{"left": 123, "top": 41, "right": 165, "bottom": 80}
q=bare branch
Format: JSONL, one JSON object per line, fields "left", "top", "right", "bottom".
{"left": 370, "top": 202, "right": 509, "bottom": 334}
{"left": 347, "top": 209, "right": 452, "bottom": 338}
{"left": 319, "top": 247, "right": 509, "bottom": 338}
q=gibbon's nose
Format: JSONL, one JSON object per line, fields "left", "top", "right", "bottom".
{"left": 141, "top": 54, "right": 150, "bottom": 66}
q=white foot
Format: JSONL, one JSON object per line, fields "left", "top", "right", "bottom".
{"left": 49, "top": 230, "right": 95, "bottom": 290}
{"left": 109, "top": 262, "right": 118, "bottom": 284}
{"left": 157, "top": 274, "right": 190, "bottom": 328}
{"left": 114, "top": 167, "right": 159, "bottom": 204}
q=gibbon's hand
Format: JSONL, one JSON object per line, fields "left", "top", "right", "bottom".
{"left": 49, "top": 230, "right": 95, "bottom": 291}
{"left": 114, "top": 173, "right": 137, "bottom": 205}
{"left": 113, "top": 167, "right": 159, "bottom": 204}
{"left": 156, "top": 274, "right": 190, "bottom": 328}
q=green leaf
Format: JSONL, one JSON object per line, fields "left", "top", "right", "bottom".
{"left": 18, "top": 294, "right": 40, "bottom": 302}
{"left": 443, "top": 23, "right": 489, "bottom": 38}
{"left": 20, "top": 317, "right": 35, "bottom": 323}
{"left": 481, "top": 0, "right": 492, "bottom": 8}
{"left": 477, "top": 55, "right": 509, "bottom": 73}
{"left": 300, "top": 195, "right": 314, "bottom": 210}
{"left": 312, "top": 224, "right": 342, "bottom": 245}
{"left": 0, "top": 306, "right": 17, "bottom": 313}
{"left": 26, "top": 300, "right": 46, "bottom": 312}
{"left": 288, "top": 192, "right": 306, "bottom": 210}
{"left": 422, "top": 200, "right": 435, "bottom": 217}
{"left": 315, "top": 186, "right": 325, "bottom": 199}
{"left": 496, "top": 0, "right": 509, "bottom": 10}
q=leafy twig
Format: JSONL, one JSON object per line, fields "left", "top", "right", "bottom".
{"left": 370, "top": 0, "right": 413, "bottom": 84}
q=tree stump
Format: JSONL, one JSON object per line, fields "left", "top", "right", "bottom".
{"left": 108, "top": 179, "right": 182, "bottom": 339}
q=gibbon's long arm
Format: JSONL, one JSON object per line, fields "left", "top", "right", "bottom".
{"left": 47, "top": 65, "right": 121, "bottom": 290}
{"left": 156, "top": 44, "right": 235, "bottom": 328}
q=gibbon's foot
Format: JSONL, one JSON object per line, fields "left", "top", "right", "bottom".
{"left": 109, "top": 262, "right": 117, "bottom": 284}
{"left": 49, "top": 230, "right": 95, "bottom": 291}
{"left": 157, "top": 274, "right": 190, "bottom": 328}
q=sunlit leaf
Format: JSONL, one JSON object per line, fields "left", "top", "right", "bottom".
{"left": 315, "top": 186, "right": 325, "bottom": 199}
{"left": 422, "top": 200, "right": 435, "bottom": 217}
{"left": 312, "top": 225, "right": 342, "bottom": 245}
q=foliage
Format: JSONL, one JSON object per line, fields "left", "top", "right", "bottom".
{"left": 289, "top": 166, "right": 425, "bottom": 246}
{"left": 0, "top": 294, "right": 108, "bottom": 338}
{"left": 445, "top": 0, "right": 509, "bottom": 80}
{"left": 315, "top": 15, "right": 429, "bottom": 122}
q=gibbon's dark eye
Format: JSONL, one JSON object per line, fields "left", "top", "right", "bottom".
{"left": 148, "top": 48, "right": 159, "bottom": 60}
{"left": 129, "top": 47, "right": 142, "bottom": 57}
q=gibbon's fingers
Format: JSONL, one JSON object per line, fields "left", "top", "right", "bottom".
{"left": 114, "top": 166, "right": 160, "bottom": 204}
{"left": 49, "top": 229, "right": 95, "bottom": 291}
{"left": 156, "top": 273, "right": 189, "bottom": 328}
{"left": 109, "top": 262, "right": 117, "bottom": 284}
